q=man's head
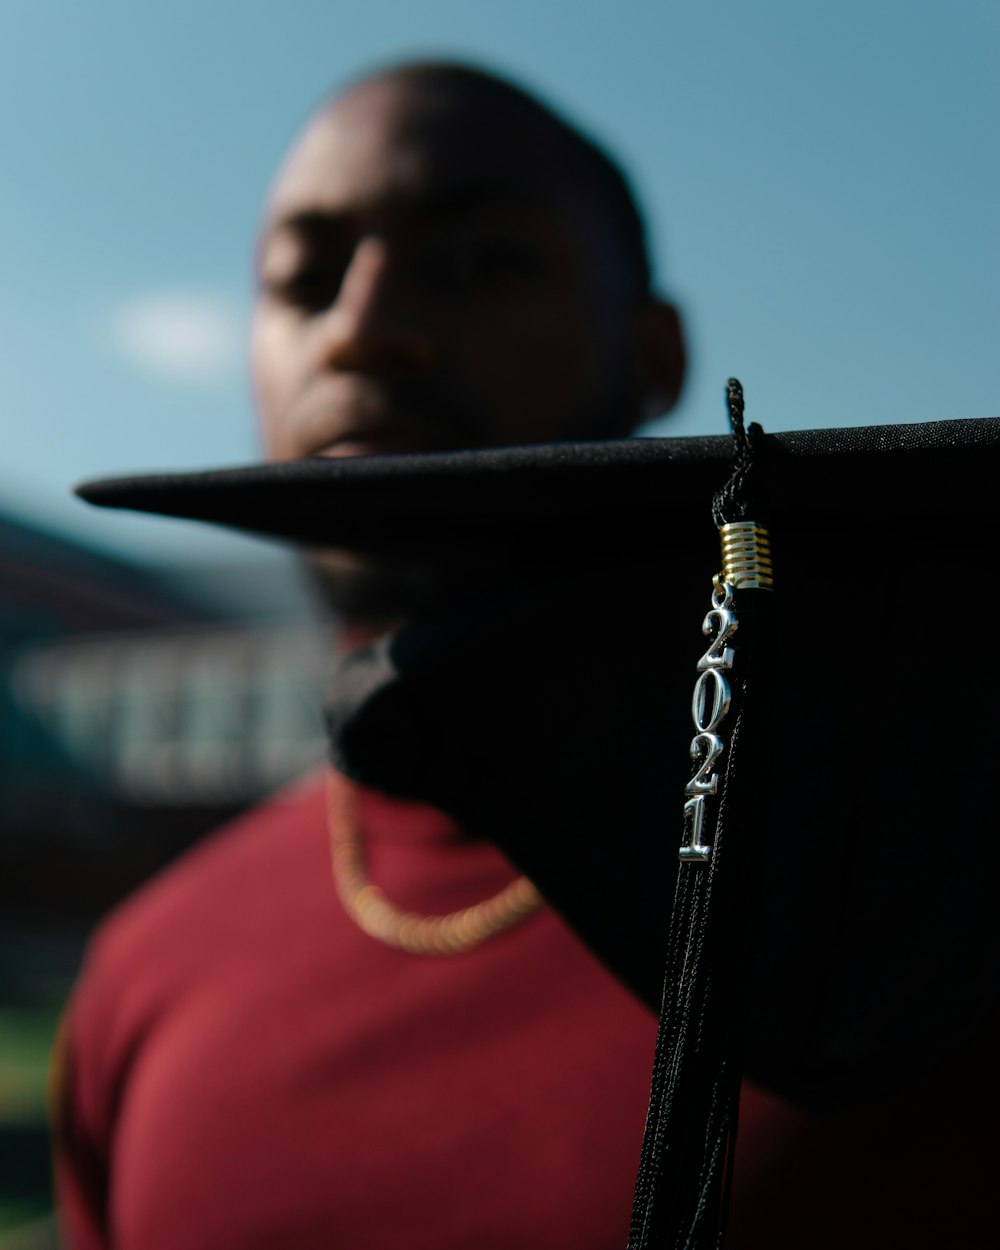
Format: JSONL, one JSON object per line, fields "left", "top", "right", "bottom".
{"left": 252, "top": 61, "right": 685, "bottom": 462}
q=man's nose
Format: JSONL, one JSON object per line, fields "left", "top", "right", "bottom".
{"left": 312, "top": 238, "right": 435, "bottom": 374}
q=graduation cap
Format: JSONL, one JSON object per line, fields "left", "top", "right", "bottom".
{"left": 78, "top": 388, "right": 1000, "bottom": 1247}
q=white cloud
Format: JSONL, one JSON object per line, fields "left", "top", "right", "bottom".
{"left": 109, "top": 291, "right": 243, "bottom": 383}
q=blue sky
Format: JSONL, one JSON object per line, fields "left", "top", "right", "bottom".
{"left": 1, "top": 0, "right": 996, "bottom": 563}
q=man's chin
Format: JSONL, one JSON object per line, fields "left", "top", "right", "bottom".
{"left": 300, "top": 548, "right": 473, "bottom": 633}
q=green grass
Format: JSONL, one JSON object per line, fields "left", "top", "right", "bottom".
{"left": 0, "top": 1201, "right": 49, "bottom": 1236}
{"left": 0, "top": 1006, "right": 61, "bottom": 1241}
{"left": 0, "top": 1008, "right": 62, "bottom": 1124}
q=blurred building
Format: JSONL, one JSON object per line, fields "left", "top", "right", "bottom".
{"left": 1, "top": 506, "right": 329, "bottom": 920}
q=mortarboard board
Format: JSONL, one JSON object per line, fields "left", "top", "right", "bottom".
{"left": 78, "top": 403, "right": 1000, "bottom": 1246}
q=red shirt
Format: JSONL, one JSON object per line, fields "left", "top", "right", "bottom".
{"left": 55, "top": 776, "right": 664, "bottom": 1250}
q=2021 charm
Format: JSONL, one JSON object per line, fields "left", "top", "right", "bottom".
{"left": 680, "top": 577, "right": 738, "bottom": 862}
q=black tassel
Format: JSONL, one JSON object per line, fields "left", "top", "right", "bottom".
{"left": 627, "top": 379, "right": 775, "bottom": 1250}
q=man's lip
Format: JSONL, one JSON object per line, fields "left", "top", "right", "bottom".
{"left": 311, "top": 435, "right": 437, "bottom": 458}
{"left": 289, "top": 379, "right": 480, "bottom": 458}
{"left": 300, "top": 411, "right": 474, "bottom": 459}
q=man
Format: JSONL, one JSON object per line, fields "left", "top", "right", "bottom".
{"left": 53, "top": 62, "right": 694, "bottom": 1250}
{"left": 58, "top": 61, "right": 1000, "bottom": 1250}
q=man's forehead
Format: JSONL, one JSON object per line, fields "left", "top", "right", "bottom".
{"left": 265, "top": 76, "right": 584, "bottom": 227}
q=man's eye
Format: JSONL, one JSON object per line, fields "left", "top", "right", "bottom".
{"left": 266, "top": 267, "right": 342, "bottom": 312}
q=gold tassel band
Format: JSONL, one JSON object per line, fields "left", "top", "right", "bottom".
{"left": 719, "top": 521, "right": 773, "bottom": 590}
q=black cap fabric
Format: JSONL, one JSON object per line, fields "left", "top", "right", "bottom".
{"left": 76, "top": 414, "right": 1000, "bottom": 1111}
{"left": 77, "top": 416, "right": 1000, "bottom": 553}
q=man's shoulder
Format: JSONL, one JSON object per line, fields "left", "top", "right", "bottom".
{"left": 57, "top": 772, "right": 337, "bottom": 1160}
{"left": 79, "top": 772, "right": 329, "bottom": 999}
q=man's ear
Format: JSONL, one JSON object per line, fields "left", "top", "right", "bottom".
{"left": 635, "top": 299, "right": 686, "bottom": 420}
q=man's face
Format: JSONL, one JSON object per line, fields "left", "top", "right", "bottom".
{"left": 252, "top": 76, "right": 658, "bottom": 461}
